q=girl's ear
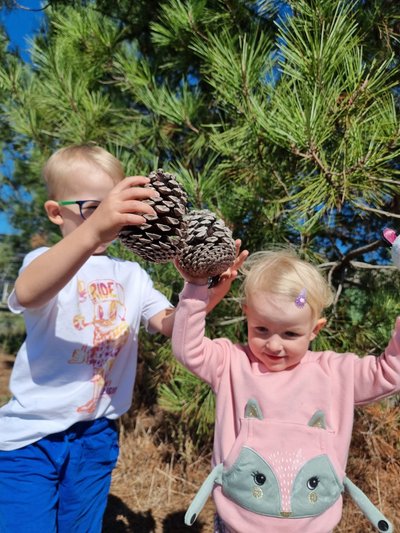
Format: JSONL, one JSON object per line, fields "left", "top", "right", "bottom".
{"left": 310, "top": 318, "right": 326, "bottom": 340}
{"left": 44, "top": 200, "right": 63, "bottom": 226}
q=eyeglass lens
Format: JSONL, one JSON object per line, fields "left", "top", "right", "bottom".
{"left": 80, "top": 201, "right": 100, "bottom": 219}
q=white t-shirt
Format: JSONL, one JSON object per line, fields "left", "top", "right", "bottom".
{"left": 0, "top": 247, "right": 171, "bottom": 451}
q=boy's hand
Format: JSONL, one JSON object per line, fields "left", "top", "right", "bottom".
{"left": 86, "top": 176, "right": 159, "bottom": 245}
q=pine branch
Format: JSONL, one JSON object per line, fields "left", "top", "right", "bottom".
{"left": 11, "top": 0, "right": 50, "bottom": 11}
{"left": 353, "top": 203, "right": 400, "bottom": 218}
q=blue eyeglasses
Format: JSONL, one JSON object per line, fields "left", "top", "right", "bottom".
{"left": 58, "top": 200, "right": 101, "bottom": 220}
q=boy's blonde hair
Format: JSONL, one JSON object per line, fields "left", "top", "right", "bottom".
{"left": 43, "top": 144, "right": 125, "bottom": 199}
{"left": 241, "top": 249, "right": 334, "bottom": 320}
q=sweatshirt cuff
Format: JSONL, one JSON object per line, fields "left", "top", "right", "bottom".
{"left": 393, "top": 317, "right": 400, "bottom": 339}
{"left": 181, "top": 281, "right": 209, "bottom": 301}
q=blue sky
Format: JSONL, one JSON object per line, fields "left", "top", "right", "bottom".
{"left": 0, "top": 1, "right": 292, "bottom": 235}
{"left": 0, "top": 0, "right": 44, "bottom": 234}
{"left": 0, "top": 0, "right": 44, "bottom": 61}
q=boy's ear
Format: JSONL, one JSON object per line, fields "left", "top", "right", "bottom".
{"left": 311, "top": 318, "right": 326, "bottom": 339}
{"left": 44, "top": 200, "right": 63, "bottom": 226}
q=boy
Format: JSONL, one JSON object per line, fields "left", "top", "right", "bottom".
{"left": 0, "top": 144, "right": 240, "bottom": 532}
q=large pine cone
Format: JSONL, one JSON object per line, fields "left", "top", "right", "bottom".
{"left": 177, "top": 209, "right": 236, "bottom": 279}
{"left": 119, "top": 169, "right": 188, "bottom": 262}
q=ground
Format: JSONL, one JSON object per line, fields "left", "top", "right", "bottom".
{"left": 1, "top": 350, "right": 399, "bottom": 532}
{"left": 0, "top": 352, "right": 14, "bottom": 406}
{"left": 0, "top": 350, "right": 214, "bottom": 532}
{"left": 102, "top": 411, "right": 215, "bottom": 533}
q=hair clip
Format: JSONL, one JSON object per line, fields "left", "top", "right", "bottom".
{"left": 382, "top": 227, "right": 398, "bottom": 246}
{"left": 295, "top": 288, "right": 307, "bottom": 308}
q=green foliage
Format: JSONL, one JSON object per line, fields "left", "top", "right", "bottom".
{"left": 158, "top": 367, "right": 215, "bottom": 449}
{"left": 0, "top": 236, "right": 22, "bottom": 281}
{"left": 0, "top": 0, "right": 399, "bottom": 451}
{"left": 328, "top": 269, "right": 400, "bottom": 354}
{"left": 0, "top": 311, "right": 25, "bottom": 355}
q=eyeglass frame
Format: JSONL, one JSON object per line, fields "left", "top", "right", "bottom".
{"left": 57, "top": 200, "right": 101, "bottom": 220}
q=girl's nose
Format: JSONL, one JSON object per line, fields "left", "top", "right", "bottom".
{"left": 266, "top": 335, "right": 282, "bottom": 354}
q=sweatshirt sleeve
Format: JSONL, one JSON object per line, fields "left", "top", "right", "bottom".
{"left": 353, "top": 317, "right": 400, "bottom": 404}
{"left": 171, "top": 282, "right": 230, "bottom": 392}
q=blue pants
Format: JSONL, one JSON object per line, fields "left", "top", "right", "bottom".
{"left": 0, "top": 417, "right": 119, "bottom": 533}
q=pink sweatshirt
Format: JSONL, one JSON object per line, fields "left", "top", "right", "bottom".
{"left": 172, "top": 283, "right": 400, "bottom": 533}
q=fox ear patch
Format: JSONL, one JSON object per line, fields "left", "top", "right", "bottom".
{"left": 244, "top": 399, "right": 264, "bottom": 420}
{"left": 308, "top": 410, "right": 327, "bottom": 429}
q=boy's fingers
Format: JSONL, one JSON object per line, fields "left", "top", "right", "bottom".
{"left": 123, "top": 213, "right": 148, "bottom": 226}
{"left": 124, "top": 200, "right": 157, "bottom": 216}
{"left": 122, "top": 186, "right": 159, "bottom": 201}
{"left": 122, "top": 175, "right": 151, "bottom": 186}
{"left": 117, "top": 176, "right": 161, "bottom": 200}
{"left": 109, "top": 176, "right": 149, "bottom": 193}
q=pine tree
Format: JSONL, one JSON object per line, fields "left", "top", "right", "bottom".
{"left": 0, "top": 0, "right": 399, "bottom": 446}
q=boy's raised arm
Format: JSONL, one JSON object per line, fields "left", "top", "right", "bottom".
{"left": 15, "top": 176, "right": 157, "bottom": 309}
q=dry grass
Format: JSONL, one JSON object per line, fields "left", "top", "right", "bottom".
{"left": 103, "top": 410, "right": 215, "bottom": 532}
{"left": 339, "top": 402, "right": 400, "bottom": 532}
{"left": 1, "top": 351, "right": 399, "bottom": 532}
{"left": 104, "top": 403, "right": 400, "bottom": 533}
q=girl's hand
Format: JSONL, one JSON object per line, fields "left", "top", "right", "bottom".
{"left": 173, "top": 258, "right": 209, "bottom": 285}
{"left": 174, "top": 240, "right": 249, "bottom": 287}
{"left": 207, "top": 240, "right": 249, "bottom": 311}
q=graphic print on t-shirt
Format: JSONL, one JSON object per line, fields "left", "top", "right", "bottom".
{"left": 69, "top": 278, "right": 130, "bottom": 413}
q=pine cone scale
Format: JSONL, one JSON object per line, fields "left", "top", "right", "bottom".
{"left": 119, "top": 169, "right": 188, "bottom": 263}
{"left": 177, "top": 209, "right": 236, "bottom": 279}
{"left": 119, "top": 172, "right": 236, "bottom": 277}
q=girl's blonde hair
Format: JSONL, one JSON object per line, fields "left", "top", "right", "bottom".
{"left": 43, "top": 144, "right": 125, "bottom": 199}
{"left": 241, "top": 249, "right": 334, "bottom": 320}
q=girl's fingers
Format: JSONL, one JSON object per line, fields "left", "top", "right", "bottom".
{"left": 232, "top": 239, "right": 249, "bottom": 270}
{"left": 235, "top": 250, "right": 249, "bottom": 268}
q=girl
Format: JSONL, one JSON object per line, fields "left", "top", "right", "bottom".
{"left": 172, "top": 249, "right": 398, "bottom": 533}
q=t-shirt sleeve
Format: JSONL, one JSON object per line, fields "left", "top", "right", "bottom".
{"left": 139, "top": 269, "right": 172, "bottom": 333}
{"left": 7, "top": 247, "right": 49, "bottom": 314}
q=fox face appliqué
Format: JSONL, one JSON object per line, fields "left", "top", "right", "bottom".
{"left": 185, "top": 399, "right": 393, "bottom": 532}
{"left": 223, "top": 447, "right": 341, "bottom": 518}
{"left": 221, "top": 400, "right": 342, "bottom": 518}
